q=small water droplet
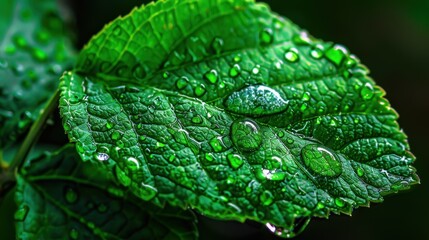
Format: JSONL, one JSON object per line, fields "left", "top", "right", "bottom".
{"left": 162, "top": 71, "right": 170, "bottom": 79}
{"left": 227, "top": 153, "right": 244, "bottom": 169}
{"left": 211, "top": 37, "right": 224, "bottom": 54}
{"left": 65, "top": 187, "right": 78, "bottom": 204}
{"left": 209, "top": 136, "right": 225, "bottom": 152}
{"left": 155, "top": 142, "right": 165, "bottom": 149}
{"left": 316, "top": 202, "right": 325, "bottom": 209}
{"left": 252, "top": 65, "right": 260, "bottom": 74}
{"left": 357, "top": 167, "right": 364, "bottom": 177}
{"left": 95, "top": 152, "right": 109, "bottom": 161}
{"left": 310, "top": 45, "right": 324, "bottom": 59}
{"left": 266, "top": 218, "right": 311, "bottom": 238}
{"left": 115, "top": 166, "right": 131, "bottom": 187}
{"left": 301, "top": 144, "right": 342, "bottom": 178}
{"left": 175, "top": 77, "right": 189, "bottom": 90}
{"left": 226, "top": 176, "right": 236, "bottom": 184}
{"left": 139, "top": 183, "right": 158, "bottom": 201}
{"left": 284, "top": 48, "right": 299, "bottom": 62}
{"left": 231, "top": 119, "right": 262, "bottom": 152}
{"left": 76, "top": 142, "right": 85, "bottom": 154}
{"left": 168, "top": 154, "right": 176, "bottom": 162}
{"left": 260, "top": 28, "right": 274, "bottom": 45}
{"left": 233, "top": 54, "right": 241, "bottom": 62}
{"left": 292, "top": 31, "right": 312, "bottom": 45}
{"left": 69, "top": 229, "right": 79, "bottom": 239}
{"left": 335, "top": 197, "right": 345, "bottom": 207}
{"left": 194, "top": 84, "right": 206, "bottom": 97}
{"left": 360, "top": 82, "right": 374, "bottom": 100}
{"left": 204, "top": 69, "right": 218, "bottom": 84}
{"left": 14, "top": 205, "right": 29, "bottom": 221}
{"left": 225, "top": 85, "right": 288, "bottom": 116}
{"left": 259, "top": 190, "right": 274, "bottom": 206}
{"left": 325, "top": 45, "right": 348, "bottom": 66}
{"left": 302, "top": 92, "right": 311, "bottom": 101}
{"left": 191, "top": 115, "right": 203, "bottom": 124}
{"left": 204, "top": 153, "right": 214, "bottom": 162}
{"left": 229, "top": 64, "right": 241, "bottom": 77}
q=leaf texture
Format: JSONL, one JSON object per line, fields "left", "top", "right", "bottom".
{"left": 0, "top": 0, "right": 75, "bottom": 149}
{"left": 59, "top": 0, "right": 418, "bottom": 234}
{"left": 15, "top": 145, "right": 198, "bottom": 240}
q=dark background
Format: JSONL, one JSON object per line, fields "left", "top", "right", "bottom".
{"left": 70, "top": 0, "right": 428, "bottom": 239}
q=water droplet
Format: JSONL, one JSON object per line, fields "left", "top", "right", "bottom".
{"left": 69, "top": 229, "right": 79, "bottom": 239}
{"left": 229, "top": 64, "right": 241, "bottom": 77}
{"left": 252, "top": 65, "right": 260, "bottom": 74}
{"left": 155, "top": 142, "right": 165, "bottom": 149}
{"left": 277, "top": 130, "right": 285, "bottom": 138}
{"left": 357, "top": 167, "right": 364, "bottom": 177}
{"left": 227, "top": 153, "right": 244, "bottom": 169}
{"left": 204, "top": 69, "right": 218, "bottom": 84}
{"left": 302, "top": 92, "right": 311, "bottom": 101}
{"left": 266, "top": 218, "right": 311, "bottom": 238}
{"left": 31, "top": 48, "right": 48, "bottom": 62}
{"left": 301, "top": 144, "right": 342, "bottom": 178}
{"left": 335, "top": 197, "right": 345, "bottom": 207}
{"left": 325, "top": 45, "right": 348, "bottom": 66}
{"left": 139, "top": 183, "right": 158, "bottom": 201}
{"left": 209, "top": 136, "right": 225, "bottom": 152}
{"left": 360, "top": 82, "right": 374, "bottom": 100}
{"left": 231, "top": 119, "right": 262, "bottom": 152}
{"left": 317, "top": 202, "right": 325, "bottom": 209}
{"left": 175, "top": 77, "right": 189, "bottom": 90}
{"left": 233, "top": 54, "right": 241, "bottom": 62}
{"left": 95, "top": 152, "right": 109, "bottom": 161}
{"left": 76, "top": 142, "right": 85, "bottom": 154}
{"left": 310, "top": 45, "right": 324, "bottom": 59}
{"left": 65, "top": 187, "right": 78, "bottom": 204}
{"left": 226, "top": 176, "right": 236, "bottom": 184}
{"left": 225, "top": 85, "right": 288, "bottom": 116}
{"left": 259, "top": 190, "right": 274, "bottom": 206}
{"left": 211, "top": 37, "right": 224, "bottom": 54}
{"left": 285, "top": 48, "right": 299, "bottom": 62}
{"left": 162, "top": 71, "right": 170, "bottom": 79}
{"left": 191, "top": 115, "right": 203, "bottom": 124}
{"left": 292, "top": 31, "right": 312, "bottom": 45}
{"left": 260, "top": 28, "right": 274, "bottom": 45}
{"left": 111, "top": 131, "right": 121, "bottom": 140}
{"left": 12, "top": 34, "right": 28, "bottom": 48}
{"left": 115, "top": 166, "right": 131, "bottom": 187}
{"left": 194, "top": 84, "right": 206, "bottom": 97}
{"left": 205, "top": 153, "right": 214, "bottom": 162}
{"left": 14, "top": 205, "right": 29, "bottom": 221}
{"left": 168, "top": 154, "right": 176, "bottom": 162}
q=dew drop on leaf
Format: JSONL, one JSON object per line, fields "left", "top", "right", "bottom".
{"left": 95, "top": 152, "right": 109, "bottom": 161}
{"left": 191, "top": 115, "right": 203, "bottom": 124}
{"left": 301, "top": 144, "right": 342, "bottom": 178}
{"left": 111, "top": 131, "right": 121, "bottom": 140}
{"left": 310, "top": 45, "right": 324, "bottom": 59}
{"left": 266, "top": 217, "right": 311, "bottom": 238}
{"left": 162, "top": 71, "right": 170, "bottom": 79}
{"left": 292, "top": 31, "right": 312, "bottom": 45}
{"left": 139, "top": 183, "right": 158, "bottom": 201}
{"left": 14, "top": 205, "right": 29, "bottom": 221}
{"left": 194, "top": 84, "right": 206, "bottom": 97}
{"left": 252, "top": 65, "right": 260, "bottom": 74}
{"left": 360, "top": 82, "right": 374, "bottom": 100}
{"left": 229, "top": 64, "right": 241, "bottom": 77}
{"left": 209, "top": 136, "right": 225, "bottom": 152}
{"left": 227, "top": 153, "right": 244, "bottom": 169}
{"left": 114, "top": 165, "right": 131, "bottom": 187}
{"left": 175, "top": 76, "right": 189, "bottom": 90}
{"left": 357, "top": 167, "right": 365, "bottom": 177}
{"left": 65, "top": 187, "right": 78, "bottom": 204}
{"left": 204, "top": 69, "right": 218, "bottom": 84}
{"left": 335, "top": 197, "right": 346, "bottom": 207}
{"left": 204, "top": 153, "right": 214, "bottom": 162}
{"left": 211, "top": 37, "right": 224, "bottom": 54}
{"left": 284, "top": 48, "right": 299, "bottom": 62}
{"left": 225, "top": 85, "right": 288, "bottom": 116}
{"left": 259, "top": 28, "right": 274, "bottom": 45}
{"left": 233, "top": 54, "right": 241, "bottom": 62}
{"left": 325, "top": 44, "right": 348, "bottom": 66}
{"left": 231, "top": 119, "right": 262, "bottom": 152}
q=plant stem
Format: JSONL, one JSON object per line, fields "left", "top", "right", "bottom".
{"left": 9, "top": 90, "right": 60, "bottom": 171}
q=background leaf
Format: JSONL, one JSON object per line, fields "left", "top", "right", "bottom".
{"left": 15, "top": 144, "right": 198, "bottom": 240}
{"left": 0, "top": 0, "right": 75, "bottom": 150}
{"left": 60, "top": 0, "right": 418, "bottom": 236}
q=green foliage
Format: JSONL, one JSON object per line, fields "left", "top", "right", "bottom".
{"left": 0, "top": 0, "right": 74, "bottom": 149}
{"left": 0, "top": 0, "right": 419, "bottom": 239}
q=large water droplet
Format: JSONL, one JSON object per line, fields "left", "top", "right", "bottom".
{"left": 175, "top": 77, "right": 189, "bottom": 90}
{"left": 259, "top": 190, "right": 274, "bottom": 206}
{"left": 14, "top": 205, "right": 29, "bottom": 221}
{"left": 301, "top": 144, "right": 342, "bottom": 178}
{"left": 204, "top": 69, "right": 218, "bottom": 84}
{"left": 231, "top": 119, "right": 262, "bottom": 152}
{"left": 284, "top": 48, "right": 299, "bottom": 62}
{"left": 225, "top": 85, "right": 288, "bottom": 116}
{"left": 360, "top": 82, "right": 374, "bottom": 100}
{"left": 325, "top": 45, "right": 348, "bottom": 66}
{"left": 266, "top": 217, "right": 311, "bottom": 238}
{"left": 229, "top": 64, "right": 241, "bottom": 77}
{"left": 65, "top": 187, "right": 78, "bottom": 203}
{"left": 260, "top": 28, "right": 274, "bottom": 45}
{"left": 356, "top": 167, "right": 365, "bottom": 177}
{"left": 227, "top": 153, "right": 244, "bottom": 169}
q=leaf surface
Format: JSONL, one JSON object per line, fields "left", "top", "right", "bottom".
{"left": 0, "top": 0, "right": 75, "bottom": 149}
{"left": 59, "top": 0, "right": 418, "bottom": 234}
{"left": 15, "top": 145, "right": 198, "bottom": 240}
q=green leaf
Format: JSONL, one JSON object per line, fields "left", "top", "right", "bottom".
{"left": 0, "top": 0, "right": 75, "bottom": 149}
{"left": 59, "top": 0, "right": 418, "bottom": 236}
{"left": 15, "top": 145, "right": 198, "bottom": 240}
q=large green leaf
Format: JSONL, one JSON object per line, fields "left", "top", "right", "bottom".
{"left": 15, "top": 145, "right": 198, "bottom": 240}
{"left": 0, "top": 0, "right": 75, "bottom": 149}
{"left": 59, "top": 0, "right": 418, "bottom": 236}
